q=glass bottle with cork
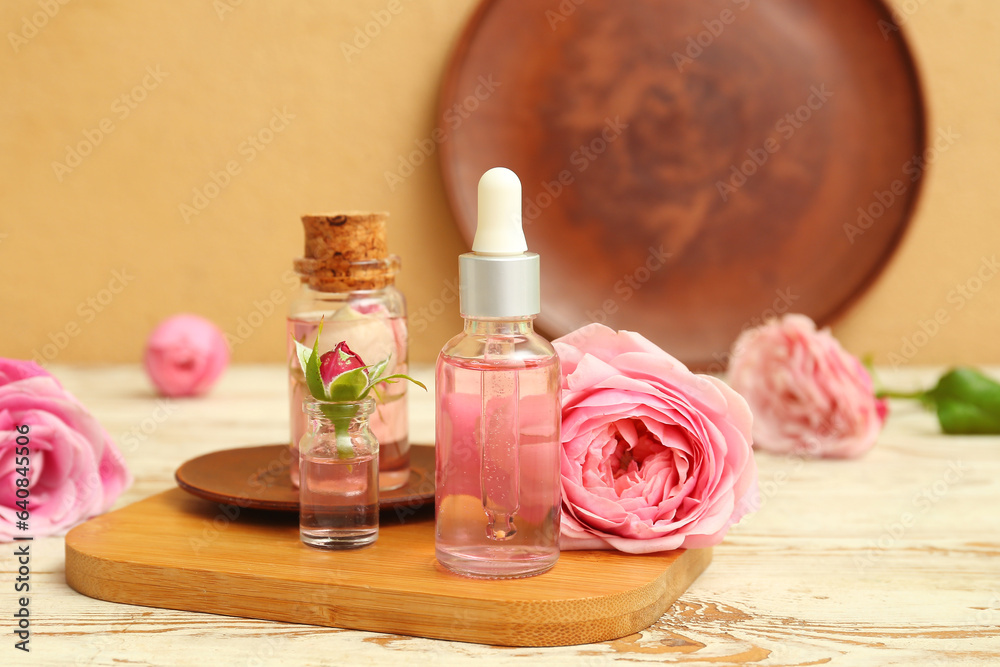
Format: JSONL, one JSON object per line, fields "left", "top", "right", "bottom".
{"left": 288, "top": 212, "right": 409, "bottom": 491}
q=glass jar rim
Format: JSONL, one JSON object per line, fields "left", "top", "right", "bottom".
{"left": 302, "top": 395, "right": 376, "bottom": 417}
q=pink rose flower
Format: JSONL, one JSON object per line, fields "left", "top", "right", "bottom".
{"left": 144, "top": 314, "right": 229, "bottom": 397}
{"left": 727, "top": 314, "right": 887, "bottom": 458}
{"left": 0, "top": 359, "right": 132, "bottom": 541}
{"left": 553, "top": 324, "right": 758, "bottom": 554}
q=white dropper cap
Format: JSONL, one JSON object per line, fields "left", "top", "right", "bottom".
{"left": 472, "top": 168, "right": 528, "bottom": 255}
{"left": 459, "top": 167, "right": 540, "bottom": 318}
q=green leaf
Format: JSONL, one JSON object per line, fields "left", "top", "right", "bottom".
{"left": 369, "top": 373, "right": 427, "bottom": 394}
{"left": 293, "top": 338, "right": 314, "bottom": 377}
{"left": 927, "top": 367, "right": 1000, "bottom": 434}
{"left": 325, "top": 367, "right": 370, "bottom": 401}
{"left": 936, "top": 399, "right": 1000, "bottom": 434}
{"left": 928, "top": 367, "right": 1000, "bottom": 409}
{"left": 304, "top": 327, "right": 325, "bottom": 401}
{"left": 322, "top": 360, "right": 366, "bottom": 398}
{"left": 367, "top": 357, "right": 391, "bottom": 385}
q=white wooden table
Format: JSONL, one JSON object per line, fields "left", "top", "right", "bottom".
{"left": 3, "top": 365, "right": 998, "bottom": 665}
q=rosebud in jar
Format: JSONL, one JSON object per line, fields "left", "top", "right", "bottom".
{"left": 319, "top": 342, "right": 366, "bottom": 384}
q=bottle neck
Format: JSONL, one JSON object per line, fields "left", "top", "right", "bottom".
{"left": 463, "top": 317, "right": 535, "bottom": 336}
{"left": 294, "top": 255, "right": 400, "bottom": 293}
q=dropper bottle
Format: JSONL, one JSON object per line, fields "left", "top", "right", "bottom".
{"left": 434, "top": 167, "right": 562, "bottom": 579}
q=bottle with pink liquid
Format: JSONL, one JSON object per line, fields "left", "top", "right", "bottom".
{"left": 435, "top": 168, "right": 561, "bottom": 579}
{"left": 288, "top": 213, "right": 409, "bottom": 491}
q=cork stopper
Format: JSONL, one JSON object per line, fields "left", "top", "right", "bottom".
{"left": 294, "top": 212, "right": 398, "bottom": 291}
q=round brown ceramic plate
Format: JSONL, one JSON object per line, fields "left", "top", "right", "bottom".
{"left": 175, "top": 444, "right": 434, "bottom": 512}
{"left": 440, "top": 0, "right": 926, "bottom": 368}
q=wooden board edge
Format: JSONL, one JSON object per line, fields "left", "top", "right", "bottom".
{"left": 65, "top": 539, "right": 712, "bottom": 647}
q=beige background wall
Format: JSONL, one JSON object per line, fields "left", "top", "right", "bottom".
{"left": 0, "top": 0, "right": 997, "bottom": 366}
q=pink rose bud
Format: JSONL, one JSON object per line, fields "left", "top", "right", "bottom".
{"left": 1, "top": 358, "right": 132, "bottom": 540}
{"left": 319, "top": 342, "right": 366, "bottom": 385}
{"left": 144, "top": 314, "right": 229, "bottom": 397}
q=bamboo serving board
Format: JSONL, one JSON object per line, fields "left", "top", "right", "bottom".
{"left": 66, "top": 488, "right": 710, "bottom": 647}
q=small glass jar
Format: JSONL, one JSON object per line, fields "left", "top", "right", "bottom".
{"left": 299, "top": 397, "right": 379, "bottom": 549}
{"left": 288, "top": 213, "right": 410, "bottom": 492}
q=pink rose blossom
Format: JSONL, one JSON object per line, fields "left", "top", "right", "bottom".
{"left": 727, "top": 314, "right": 887, "bottom": 458}
{"left": 144, "top": 314, "right": 229, "bottom": 397}
{"left": 553, "top": 324, "right": 758, "bottom": 554}
{"left": 0, "top": 359, "right": 132, "bottom": 541}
